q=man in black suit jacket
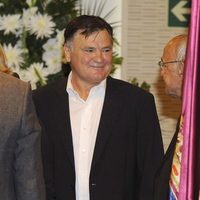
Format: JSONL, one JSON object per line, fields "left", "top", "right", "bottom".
{"left": 33, "top": 15, "right": 164, "bottom": 200}
{"left": 154, "top": 34, "right": 187, "bottom": 200}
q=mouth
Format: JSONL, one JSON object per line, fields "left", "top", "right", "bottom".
{"left": 90, "top": 65, "right": 105, "bottom": 69}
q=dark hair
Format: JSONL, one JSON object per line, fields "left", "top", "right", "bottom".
{"left": 64, "top": 15, "right": 113, "bottom": 44}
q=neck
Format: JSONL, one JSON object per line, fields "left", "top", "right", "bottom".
{"left": 71, "top": 77, "right": 95, "bottom": 101}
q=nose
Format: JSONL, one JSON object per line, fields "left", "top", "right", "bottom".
{"left": 94, "top": 50, "right": 104, "bottom": 62}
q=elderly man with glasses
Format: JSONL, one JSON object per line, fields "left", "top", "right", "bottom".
{"left": 154, "top": 34, "right": 187, "bottom": 200}
{"left": 157, "top": 35, "right": 186, "bottom": 98}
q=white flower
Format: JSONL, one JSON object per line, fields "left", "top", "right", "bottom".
{"left": 22, "top": 7, "right": 38, "bottom": 30}
{"left": 55, "top": 29, "right": 65, "bottom": 47}
{"left": 42, "top": 32, "right": 63, "bottom": 73}
{"left": 0, "top": 14, "right": 22, "bottom": 35}
{"left": 28, "top": 13, "right": 55, "bottom": 39}
{"left": 26, "top": 0, "right": 34, "bottom": 7}
{"left": 43, "top": 30, "right": 64, "bottom": 51}
{"left": 43, "top": 38, "right": 57, "bottom": 52}
{"left": 21, "top": 62, "right": 49, "bottom": 89}
{"left": 3, "top": 43, "right": 24, "bottom": 69}
{"left": 43, "top": 50, "right": 62, "bottom": 74}
{"left": 0, "top": 3, "right": 4, "bottom": 7}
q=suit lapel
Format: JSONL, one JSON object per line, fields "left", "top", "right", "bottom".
{"left": 53, "top": 77, "right": 123, "bottom": 170}
{"left": 91, "top": 77, "right": 122, "bottom": 169}
{"left": 53, "top": 78, "right": 75, "bottom": 168}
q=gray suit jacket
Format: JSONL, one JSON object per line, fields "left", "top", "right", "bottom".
{"left": 0, "top": 72, "right": 45, "bottom": 200}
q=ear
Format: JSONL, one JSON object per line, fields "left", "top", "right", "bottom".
{"left": 63, "top": 44, "right": 71, "bottom": 63}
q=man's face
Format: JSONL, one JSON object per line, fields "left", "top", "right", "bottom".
{"left": 160, "top": 45, "right": 183, "bottom": 98}
{"left": 64, "top": 29, "right": 113, "bottom": 87}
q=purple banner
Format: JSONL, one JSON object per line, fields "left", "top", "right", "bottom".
{"left": 179, "top": 0, "right": 200, "bottom": 199}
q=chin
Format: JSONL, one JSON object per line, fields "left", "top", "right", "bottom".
{"left": 92, "top": 72, "right": 108, "bottom": 80}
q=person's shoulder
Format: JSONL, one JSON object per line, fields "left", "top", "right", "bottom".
{"left": 0, "top": 72, "right": 28, "bottom": 91}
{"left": 107, "top": 76, "right": 153, "bottom": 99}
{"left": 32, "top": 77, "right": 67, "bottom": 99}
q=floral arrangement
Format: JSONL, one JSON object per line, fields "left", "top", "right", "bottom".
{"left": 0, "top": 0, "right": 123, "bottom": 89}
{"left": 0, "top": 0, "right": 77, "bottom": 89}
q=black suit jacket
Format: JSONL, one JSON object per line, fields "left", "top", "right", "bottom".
{"left": 154, "top": 119, "right": 180, "bottom": 200}
{"left": 33, "top": 76, "right": 164, "bottom": 200}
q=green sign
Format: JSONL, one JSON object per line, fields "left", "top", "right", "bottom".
{"left": 168, "top": 0, "right": 191, "bottom": 27}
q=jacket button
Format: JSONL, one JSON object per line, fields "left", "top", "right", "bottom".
{"left": 91, "top": 183, "right": 96, "bottom": 186}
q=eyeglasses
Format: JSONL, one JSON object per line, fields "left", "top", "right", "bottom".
{"left": 158, "top": 58, "right": 183, "bottom": 69}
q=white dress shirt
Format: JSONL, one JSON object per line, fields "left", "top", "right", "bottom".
{"left": 66, "top": 72, "right": 106, "bottom": 200}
